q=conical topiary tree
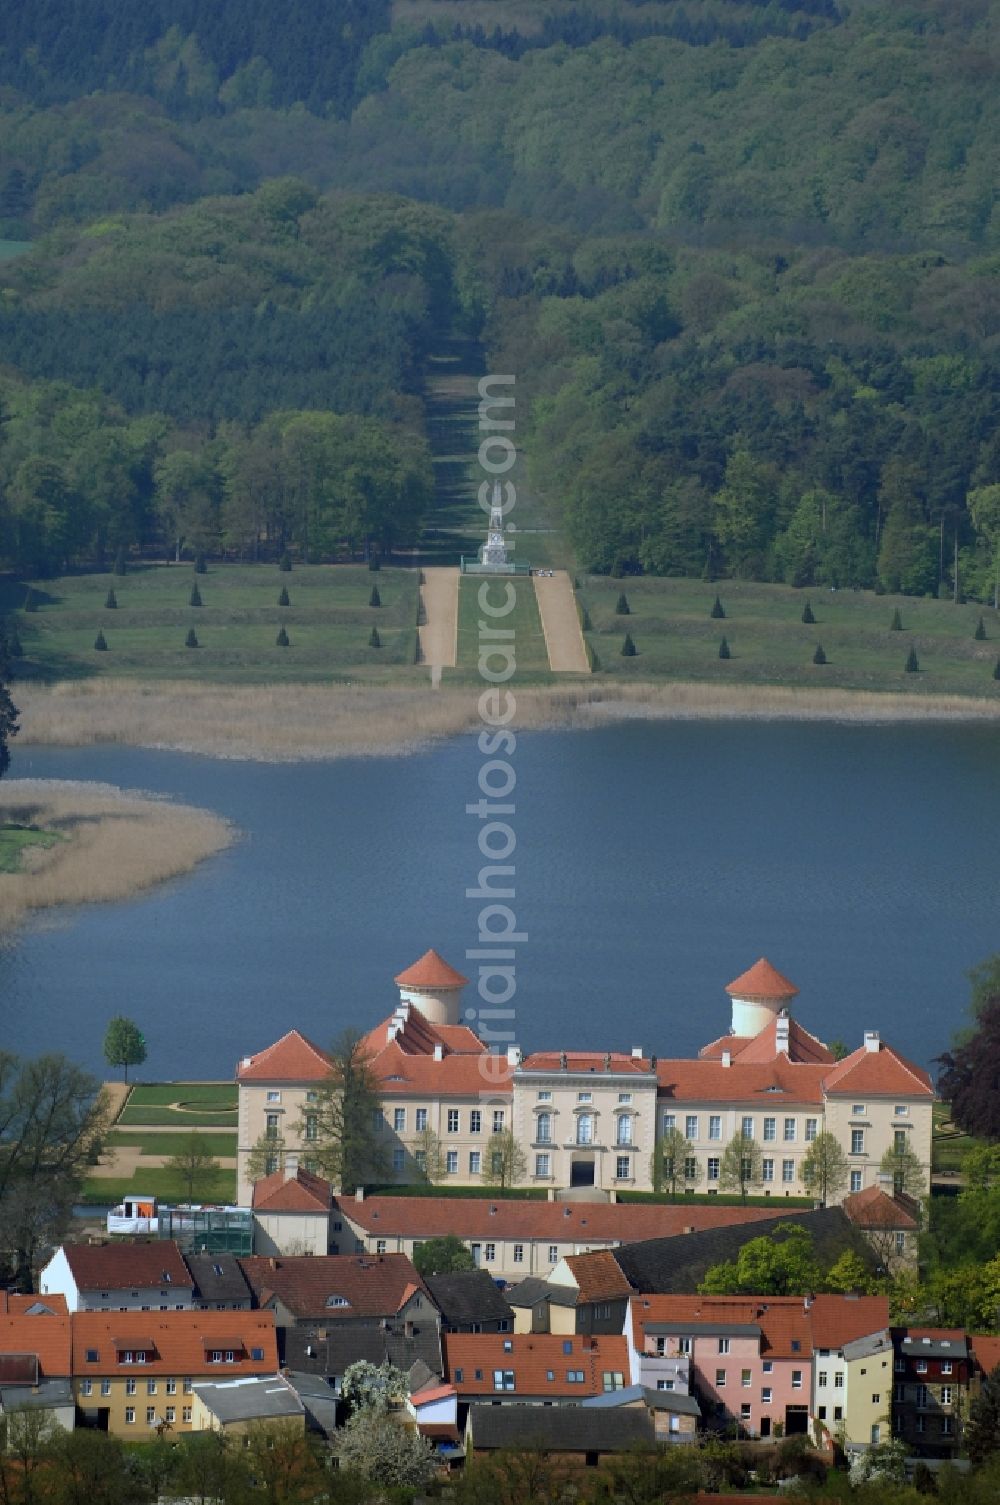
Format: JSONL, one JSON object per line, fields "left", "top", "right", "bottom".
{"left": 94, "top": 629, "right": 108, "bottom": 651}
{"left": 801, "top": 600, "right": 815, "bottom": 624}
{"left": 113, "top": 546, "right": 127, "bottom": 576}
{"left": 185, "top": 628, "right": 199, "bottom": 648}
{"left": 711, "top": 595, "right": 726, "bottom": 619}
{"left": 621, "top": 632, "right": 637, "bottom": 656}
{"left": 580, "top": 607, "right": 592, "bottom": 631}
{"left": 278, "top": 586, "right": 290, "bottom": 607}
{"left": 23, "top": 589, "right": 36, "bottom": 612}
{"left": 279, "top": 552, "right": 292, "bottom": 572}
{"left": 105, "top": 588, "right": 118, "bottom": 610}
{"left": 194, "top": 551, "right": 207, "bottom": 575}
{"left": 718, "top": 636, "right": 730, "bottom": 660}
{"left": 368, "top": 554, "right": 381, "bottom": 572}
{"left": 369, "top": 627, "right": 382, "bottom": 648}
{"left": 615, "top": 592, "right": 630, "bottom": 615}
{"left": 189, "top": 582, "right": 202, "bottom": 607}
{"left": 905, "top": 645, "right": 919, "bottom": 673}
{"left": 975, "top": 616, "right": 987, "bottom": 641}
{"left": 813, "top": 643, "right": 827, "bottom": 665}
{"left": 890, "top": 608, "right": 903, "bottom": 631}
{"left": 369, "top": 585, "right": 381, "bottom": 608}
{"left": 276, "top": 626, "right": 289, "bottom": 647}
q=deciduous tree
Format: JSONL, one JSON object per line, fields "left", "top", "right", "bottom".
{"left": 482, "top": 1129, "right": 526, "bottom": 1190}
{"left": 719, "top": 1131, "right": 762, "bottom": 1202}
{"left": 102, "top": 1016, "right": 146, "bottom": 1082}
{"left": 800, "top": 1131, "right": 850, "bottom": 1206}
{"left": 412, "top": 1235, "right": 474, "bottom": 1277}
{"left": 938, "top": 995, "right": 1000, "bottom": 1141}
{"left": 296, "top": 1030, "right": 388, "bottom": 1194}
{"left": 165, "top": 1132, "right": 220, "bottom": 1203}
{"left": 650, "top": 1126, "right": 698, "bottom": 1199}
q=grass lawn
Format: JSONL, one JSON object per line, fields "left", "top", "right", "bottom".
{"left": 117, "top": 1105, "right": 239, "bottom": 1126}
{"left": 455, "top": 572, "right": 551, "bottom": 677}
{"left": 618, "top": 1190, "right": 814, "bottom": 1208}
{"left": 81, "top": 1168, "right": 236, "bottom": 1204}
{"left": 105, "top": 1131, "right": 237, "bottom": 1156}
{"left": 933, "top": 1100, "right": 977, "bottom": 1175}
{"left": 116, "top": 1082, "right": 238, "bottom": 1128}
{"left": 4, "top": 563, "right": 419, "bottom": 682}
{"left": 126, "top": 1082, "right": 237, "bottom": 1106}
{"left": 578, "top": 576, "right": 1000, "bottom": 698}
{"left": 368, "top": 1183, "right": 548, "bottom": 1199}
{"left": 0, "top": 824, "right": 63, "bottom": 872}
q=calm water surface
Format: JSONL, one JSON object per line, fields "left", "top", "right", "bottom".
{"left": 3, "top": 722, "right": 998, "bottom": 1080}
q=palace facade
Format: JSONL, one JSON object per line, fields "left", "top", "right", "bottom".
{"left": 236, "top": 951, "right": 933, "bottom": 1206}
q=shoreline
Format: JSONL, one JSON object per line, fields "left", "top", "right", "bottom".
{"left": 14, "top": 677, "right": 1000, "bottom": 764}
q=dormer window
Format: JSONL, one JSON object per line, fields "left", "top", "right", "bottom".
{"left": 326, "top": 1295, "right": 350, "bottom": 1308}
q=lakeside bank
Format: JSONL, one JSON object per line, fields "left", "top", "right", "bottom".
{"left": 14, "top": 677, "right": 1000, "bottom": 764}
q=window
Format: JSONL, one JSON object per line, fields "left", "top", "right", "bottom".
{"left": 852, "top": 1105, "right": 866, "bottom": 1116}
{"left": 916, "top": 1414, "right": 926, "bottom": 1434}
{"left": 414, "top": 1150, "right": 427, "bottom": 1172}
{"left": 393, "top": 1108, "right": 406, "bottom": 1132}
{"left": 536, "top": 1112, "right": 552, "bottom": 1143}
{"left": 678, "top": 1337, "right": 692, "bottom": 1355}
{"left": 762, "top": 1387, "right": 772, "bottom": 1404}
{"left": 513, "top": 1244, "right": 524, "bottom": 1263}
{"left": 716, "top": 1369, "right": 726, "bottom": 1387}
{"left": 126, "top": 1378, "right": 137, "bottom": 1396}
{"left": 375, "top": 1239, "right": 387, "bottom": 1254}
{"left": 209, "top": 1352, "right": 223, "bottom": 1364}
{"left": 762, "top": 1361, "right": 772, "bottom": 1374}
{"left": 493, "top": 1110, "right": 505, "bottom": 1132}
{"left": 782, "top": 1159, "right": 795, "bottom": 1183}
{"left": 81, "top": 1379, "right": 93, "bottom": 1396}
{"left": 872, "top": 1394, "right": 880, "bottom": 1406}
{"left": 805, "top": 1118, "right": 818, "bottom": 1141}
{"left": 165, "top": 1407, "right": 175, "bottom": 1424}
{"left": 494, "top": 1370, "right": 515, "bottom": 1391}
{"left": 818, "top": 1370, "right": 828, "bottom": 1387}
{"left": 182, "top": 1407, "right": 192, "bottom": 1424}
{"left": 709, "top": 1115, "right": 722, "bottom": 1141}
{"left": 718, "top": 1338, "right": 730, "bottom": 1355}
{"left": 763, "top": 1117, "right": 776, "bottom": 1142}
{"left": 941, "top": 1385, "right": 953, "bottom": 1405}
{"left": 146, "top": 1407, "right": 156, "bottom": 1425}
{"left": 784, "top": 1118, "right": 796, "bottom": 1141}
{"left": 469, "top": 1150, "right": 481, "bottom": 1174}
{"left": 894, "top": 1129, "right": 907, "bottom": 1153}
{"left": 895, "top": 1104, "right": 908, "bottom": 1116}
{"left": 125, "top": 1408, "right": 135, "bottom": 1425}
{"left": 942, "top": 1416, "right": 953, "bottom": 1436}
{"left": 616, "top": 1115, "right": 634, "bottom": 1146}
{"left": 916, "top": 1360, "right": 927, "bottom": 1374}
{"left": 871, "top": 1423, "right": 881, "bottom": 1446}
{"left": 147, "top": 1380, "right": 157, "bottom": 1395}
{"left": 662, "top": 1112, "right": 675, "bottom": 1133}
{"left": 762, "top": 1158, "right": 774, "bottom": 1183}
{"left": 834, "top": 1405, "right": 843, "bottom": 1422}
{"left": 470, "top": 1110, "right": 482, "bottom": 1134}
{"left": 577, "top": 1114, "right": 594, "bottom": 1145}
{"left": 895, "top": 1384, "right": 905, "bottom": 1401}
{"left": 917, "top": 1385, "right": 929, "bottom": 1408}
{"left": 707, "top": 1157, "right": 720, "bottom": 1181}
{"left": 618, "top": 1091, "right": 632, "bottom": 1104}
{"left": 657, "top": 1379, "right": 674, "bottom": 1391}
{"left": 741, "top": 1404, "right": 751, "bottom": 1422}
{"left": 166, "top": 1379, "right": 176, "bottom": 1395}
{"left": 684, "top": 1157, "right": 698, "bottom": 1180}
{"left": 485, "top": 1243, "right": 496, "bottom": 1262}
{"left": 685, "top": 1115, "right": 698, "bottom": 1139}
{"left": 101, "top": 1379, "right": 111, "bottom": 1396}
{"left": 742, "top": 1116, "right": 753, "bottom": 1139}
{"left": 548, "top": 1245, "right": 558, "bottom": 1263}
{"left": 183, "top": 1379, "right": 192, "bottom": 1394}
{"left": 447, "top": 1109, "right": 460, "bottom": 1134}
{"left": 392, "top": 1148, "right": 405, "bottom": 1172}
{"left": 567, "top": 1370, "right": 585, "bottom": 1383}
{"left": 445, "top": 1150, "right": 458, "bottom": 1174}
{"left": 415, "top": 1108, "right": 428, "bottom": 1131}
{"left": 577, "top": 1092, "right": 592, "bottom": 1103}
{"left": 851, "top": 1170, "right": 863, "bottom": 1193}
{"left": 264, "top": 1112, "right": 279, "bottom": 1138}
{"left": 454, "top": 1369, "right": 464, "bottom": 1383}
{"left": 834, "top": 1373, "right": 844, "bottom": 1389}
{"left": 603, "top": 1371, "right": 625, "bottom": 1390}
{"left": 266, "top": 1090, "right": 281, "bottom": 1103}
{"left": 304, "top": 1114, "right": 318, "bottom": 1141}
{"left": 85, "top": 1348, "right": 99, "bottom": 1364}
{"left": 941, "top": 1361, "right": 953, "bottom": 1376}
{"left": 851, "top": 1130, "right": 865, "bottom": 1155}
{"left": 616, "top": 1155, "right": 631, "bottom": 1180}
{"left": 371, "top": 1108, "right": 382, "bottom": 1132}
{"left": 535, "top": 1153, "right": 551, "bottom": 1177}
{"left": 792, "top": 1371, "right": 802, "bottom": 1390}
{"left": 741, "top": 1369, "right": 751, "bottom": 1388}
{"left": 537, "top": 1091, "right": 552, "bottom": 1102}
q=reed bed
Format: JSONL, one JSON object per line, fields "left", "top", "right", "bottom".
{"left": 0, "top": 778, "right": 233, "bottom": 929}
{"left": 14, "top": 676, "right": 1000, "bottom": 767}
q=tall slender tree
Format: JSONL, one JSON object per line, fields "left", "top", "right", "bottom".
{"left": 296, "top": 1030, "right": 388, "bottom": 1193}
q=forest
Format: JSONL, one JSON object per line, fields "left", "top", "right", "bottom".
{"left": 0, "top": 0, "right": 998, "bottom": 590}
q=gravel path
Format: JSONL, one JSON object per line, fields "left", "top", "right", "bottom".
{"left": 534, "top": 571, "right": 590, "bottom": 673}
{"left": 418, "top": 566, "right": 459, "bottom": 670}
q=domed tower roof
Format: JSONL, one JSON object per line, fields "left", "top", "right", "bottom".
{"left": 394, "top": 949, "right": 469, "bottom": 990}
{"left": 725, "top": 958, "right": 799, "bottom": 1000}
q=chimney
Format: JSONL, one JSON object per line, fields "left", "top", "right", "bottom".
{"left": 721, "top": 1051, "right": 731, "bottom": 1068}
{"left": 864, "top": 1030, "right": 880, "bottom": 1053}
{"left": 284, "top": 1153, "right": 299, "bottom": 1181}
{"left": 631, "top": 1047, "right": 643, "bottom": 1059}
{"left": 387, "top": 1022, "right": 399, "bottom": 1043}
{"left": 240, "top": 1056, "right": 252, "bottom": 1069}
{"left": 776, "top": 1010, "right": 790, "bottom": 1056}
{"left": 433, "top": 1043, "right": 443, "bottom": 1062}
{"left": 355, "top": 1187, "right": 365, "bottom": 1202}
{"left": 507, "top": 1044, "right": 522, "bottom": 1067}
{"left": 803, "top": 1294, "right": 814, "bottom": 1311}
{"left": 877, "top": 1170, "right": 896, "bottom": 1194}
{"left": 268, "top": 1257, "right": 279, "bottom": 1271}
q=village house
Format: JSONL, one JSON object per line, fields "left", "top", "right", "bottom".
{"left": 442, "top": 1330, "right": 630, "bottom": 1422}
{"left": 581, "top": 1383, "right": 702, "bottom": 1443}
{"left": 70, "top": 1310, "right": 278, "bottom": 1438}
{"left": 0, "top": 1297, "right": 74, "bottom": 1432}
{"left": 236, "top": 952, "right": 933, "bottom": 1204}
{"left": 423, "top": 1271, "right": 514, "bottom": 1333}
{"left": 190, "top": 1373, "right": 306, "bottom": 1437}
{"left": 39, "top": 1241, "right": 195, "bottom": 1313}
{"left": 237, "top": 1251, "right": 432, "bottom": 1330}
{"left": 806, "top": 1294, "right": 891, "bottom": 1449}
{"left": 892, "top": 1328, "right": 971, "bottom": 1461}
{"left": 465, "top": 1401, "right": 656, "bottom": 1466}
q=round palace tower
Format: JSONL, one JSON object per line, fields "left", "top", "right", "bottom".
{"left": 725, "top": 957, "right": 799, "bottom": 1038}
{"left": 394, "top": 948, "right": 469, "bottom": 1027}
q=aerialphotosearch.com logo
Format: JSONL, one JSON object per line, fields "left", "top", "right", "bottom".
{"left": 465, "top": 373, "right": 524, "bottom": 1097}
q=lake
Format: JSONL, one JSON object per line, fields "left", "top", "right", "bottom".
{"left": 3, "top": 721, "right": 998, "bottom": 1082}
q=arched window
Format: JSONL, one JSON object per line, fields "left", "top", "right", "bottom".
{"left": 537, "top": 1112, "right": 552, "bottom": 1144}
{"left": 616, "top": 1115, "right": 634, "bottom": 1146}
{"left": 576, "top": 1114, "right": 593, "bottom": 1146}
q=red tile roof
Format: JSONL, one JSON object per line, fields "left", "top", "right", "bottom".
{"left": 713, "top": 1017, "right": 834, "bottom": 1066}
{"left": 395, "top": 950, "right": 469, "bottom": 989}
{"left": 238, "top": 1253, "right": 428, "bottom": 1321}
{"left": 806, "top": 1294, "right": 890, "bottom": 1350}
{"left": 822, "top": 1041, "right": 933, "bottom": 1097}
{"left": 252, "top": 1165, "right": 332, "bottom": 1213}
{"left": 71, "top": 1311, "right": 277, "bottom": 1376}
{"left": 631, "top": 1294, "right": 812, "bottom": 1358}
{"left": 443, "top": 1332, "right": 628, "bottom": 1397}
{"left": 843, "top": 1185, "right": 920, "bottom": 1232}
{"left": 410, "top": 1383, "right": 455, "bottom": 1406}
{"left": 56, "top": 1241, "right": 194, "bottom": 1292}
{"left": 520, "top": 1052, "right": 653, "bottom": 1075}
{"left": 726, "top": 959, "right": 798, "bottom": 999}
{"left": 237, "top": 1030, "right": 332, "bottom": 1083}
{"left": 656, "top": 1056, "right": 827, "bottom": 1104}
{"left": 563, "top": 1251, "right": 632, "bottom": 1304}
{"left": 339, "top": 1195, "right": 783, "bottom": 1247}
{"left": 0, "top": 1294, "right": 68, "bottom": 1316}
{"left": 0, "top": 1314, "right": 72, "bottom": 1378}
{"left": 970, "top": 1336, "right": 1000, "bottom": 1377}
